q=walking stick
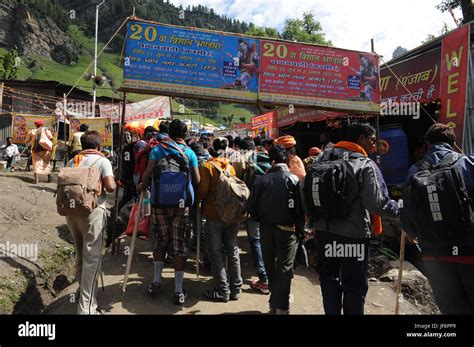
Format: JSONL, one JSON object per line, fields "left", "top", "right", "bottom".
{"left": 394, "top": 229, "right": 406, "bottom": 315}
{"left": 196, "top": 202, "right": 201, "bottom": 278}
{"left": 122, "top": 191, "right": 144, "bottom": 295}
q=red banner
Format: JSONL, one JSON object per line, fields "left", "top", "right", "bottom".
{"left": 258, "top": 39, "right": 380, "bottom": 112}
{"left": 276, "top": 107, "right": 342, "bottom": 128}
{"left": 380, "top": 48, "right": 441, "bottom": 103}
{"left": 439, "top": 25, "right": 470, "bottom": 144}
{"left": 251, "top": 112, "right": 278, "bottom": 138}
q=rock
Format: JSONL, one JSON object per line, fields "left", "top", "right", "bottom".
{"left": 28, "top": 60, "right": 38, "bottom": 69}
{"left": 371, "top": 302, "right": 383, "bottom": 307}
{"left": 0, "top": 3, "right": 79, "bottom": 61}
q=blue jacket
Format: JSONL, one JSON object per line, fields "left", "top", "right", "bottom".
{"left": 402, "top": 142, "right": 474, "bottom": 249}
{"left": 407, "top": 143, "right": 474, "bottom": 194}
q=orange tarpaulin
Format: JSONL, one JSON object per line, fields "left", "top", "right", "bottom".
{"left": 124, "top": 118, "right": 161, "bottom": 136}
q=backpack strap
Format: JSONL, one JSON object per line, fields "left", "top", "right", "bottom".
{"left": 208, "top": 160, "right": 231, "bottom": 176}
{"left": 418, "top": 152, "right": 462, "bottom": 171}
{"left": 160, "top": 138, "right": 189, "bottom": 161}
{"left": 437, "top": 152, "right": 461, "bottom": 168}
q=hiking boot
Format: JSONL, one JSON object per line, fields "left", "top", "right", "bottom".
{"left": 174, "top": 289, "right": 188, "bottom": 305}
{"left": 148, "top": 282, "right": 161, "bottom": 297}
{"left": 230, "top": 290, "right": 241, "bottom": 301}
{"left": 250, "top": 279, "right": 270, "bottom": 294}
{"left": 204, "top": 288, "right": 229, "bottom": 302}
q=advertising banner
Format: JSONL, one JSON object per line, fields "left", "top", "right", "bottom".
{"left": 251, "top": 111, "right": 277, "bottom": 138}
{"left": 258, "top": 39, "right": 380, "bottom": 111}
{"left": 99, "top": 96, "right": 171, "bottom": 124}
{"left": 69, "top": 117, "right": 113, "bottom": 147}
{"left": 439, "top": 25, "right": 470, "bottom": 144}
{"left": 123, "top": 21, "right": 259, "bottom": 102}
{"left": 11, "top": 114, "right": 55, "bottom": 144}
{"left": 380, "top": 48, "right": 441, "bottom": 104}
{"left": 123, "top": 20, "right": 380, "bottom": 113}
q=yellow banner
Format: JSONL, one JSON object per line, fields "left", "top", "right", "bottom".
{"left": 70, "top": 117, "right": 112, "bottom": 147}
{"left": 11, "top": 114, "right": 55, "bottom": 144}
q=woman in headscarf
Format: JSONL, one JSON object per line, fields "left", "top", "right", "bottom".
{"left": 26, "top": 120, "right": 53, "bottom": 184}
{"left": 274, "top": 135, "right": 306, "bottom": 181}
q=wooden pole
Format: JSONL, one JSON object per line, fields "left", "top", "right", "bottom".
{"left": 394, "top": 229, "right": 406, "bottom": 315}
{"left": 122, "top": 191, "right": 144, "bottom": 295}
{"left": 111, "top": 92, "right": 127, "bottom": 255}
{"left": 196, "top": 202, "right": 201, "bottom": 278}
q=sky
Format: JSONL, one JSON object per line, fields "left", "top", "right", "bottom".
{"left": 168, "top": 0, "right": 463, "bottom": 61}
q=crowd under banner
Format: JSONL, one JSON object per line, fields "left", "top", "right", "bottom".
{"left": 123, "top": 19, "right": 381, "bottom": 114}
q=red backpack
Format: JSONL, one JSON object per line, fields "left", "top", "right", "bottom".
{"left": 133, "top": 138, "right": 160, "bottom": 182}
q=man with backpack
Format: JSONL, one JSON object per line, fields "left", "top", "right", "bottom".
{"left": 57, "top": 130, "right": 116, "bottom": 314}
{"left": 306, "top": 122, "right": 399, "bottom": 315}
{"left": 197, "top": 137, "right": 248, "bottom": 302}
{"left": 139, "top": 119, "right": 200, "bottom": 305}
{"left": 401, "top": 123, "right": 474, "bottom": 314}
{"left": 247, "top": 145, "right": 305, "bottom": 314}
{"left": 233, "top": 137, "right": 270, "bottom": 294}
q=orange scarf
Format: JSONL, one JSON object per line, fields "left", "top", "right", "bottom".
{"left": 334, "top": 141, "right": 383, "bottom": 236}
{"left": 73, "top": 149, "right": 105, "bottom": 167}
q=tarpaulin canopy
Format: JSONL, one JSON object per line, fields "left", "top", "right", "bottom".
{"left": 124, "top": 118, "right": 161, "bottom": 136}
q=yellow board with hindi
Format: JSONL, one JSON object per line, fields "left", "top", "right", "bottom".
{"left": 69, "top": 117, "right": 112, "bottom": 147}
{"left": 11, "top": 114, "right": 55, "bottom": 144}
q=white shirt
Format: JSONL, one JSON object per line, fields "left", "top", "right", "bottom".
{"left": 3, "top": 144, "right": 19, "bottom": 158}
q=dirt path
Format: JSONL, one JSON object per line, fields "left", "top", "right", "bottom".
{"left": 45, "top": 232, "right": 423, "bottom": 315}
{"left": 0, "top": 173, "right": 424, "bottom": 315}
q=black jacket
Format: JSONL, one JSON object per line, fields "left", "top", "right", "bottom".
{"left": 246, "top": 164, "right": 305, "bottom": 232}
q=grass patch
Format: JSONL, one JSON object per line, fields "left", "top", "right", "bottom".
{"left": 0, "top": 273, "right": 28, "bottom": 314}
{"left": 39, "top": 245, "right": 75, "bottom": 284}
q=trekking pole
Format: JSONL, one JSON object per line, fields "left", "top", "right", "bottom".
{"left": 100, "top": 271, "right": 105, "bottom": 292}
{"left": 196, "top": 202, "right": 202, "bottom": 278}
{"left": 394, "top": 229, "right": 406, "bottom": 315}
{"left": 122, "top": 191, "right": 144, "bottom": 295}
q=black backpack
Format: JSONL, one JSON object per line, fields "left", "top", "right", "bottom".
{"left": 151, "top": 139, "right": 194, "bottom": 208}
{"left": 404, "top": 152, "right": 473, "bottom": 243}
{"left": 304, "top": 149, "right": 360, "bottom": 223}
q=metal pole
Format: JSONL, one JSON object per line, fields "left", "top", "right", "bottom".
{"left": 122, "top": 191, "right": 144, "bottom": 295}
{"left": 111, "top": 92, "right": 127, "bottom": 255}
{"left": 92, "top": 1, "right": 105, "bottom": 117}
{"left": 395, "top": 230, "right": 406, "bottom": 314}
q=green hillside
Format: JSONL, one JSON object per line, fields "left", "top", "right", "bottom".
{"left": 1, "top": 1, "right": 264, "bottom": 127}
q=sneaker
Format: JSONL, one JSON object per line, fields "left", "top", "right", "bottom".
{"left": 148, "top": 282, "right": 161, "bottom": 296}
{"left": 250, "top": 279, "right": 270, "bottom": 294}
{"left": 174, "top": 289, "right": 188, "bottom": 305}
{"left": 230, "top": 290, "right": 241, "bottom": 301}
{"left": 204, "top": 288, "right": 229, "bottom": 302}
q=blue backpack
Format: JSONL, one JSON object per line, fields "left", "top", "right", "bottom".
{"left": 151, "top": 139, "right": 194, "bottom": 208}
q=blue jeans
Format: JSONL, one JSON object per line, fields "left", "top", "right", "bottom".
{"left": 246, "top": 220, "right": 268, "bottom": 283}
{"left": 205, "top": 220, "right": 242, "bottom": 294}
